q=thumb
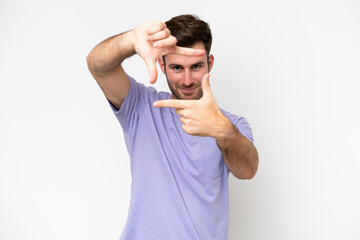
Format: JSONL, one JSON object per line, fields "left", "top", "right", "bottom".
{"left": 144, "top": 57, "right": 158, "bottom": 84}
{"left": 201, "top": 73, "right": 211, "bottom": 97}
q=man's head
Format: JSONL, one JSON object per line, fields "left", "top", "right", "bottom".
{"left": 165, "top": 14, "right": 212, "bottom": 56}
{"left": 158, "top": 14, "right": 214, "bottom": 100}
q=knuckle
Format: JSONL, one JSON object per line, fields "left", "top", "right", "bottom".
{"left": 161, "top": 31, "right": 167, "bottom": 38}
{"left": 156, "top": 41, "right": 164, "bottom": 47}
{"left": 183, "top": 110, "right": 192, "bottom": 118}
{"left": 168, "top": 35, "right": 177, "bottom": 44}
{"left": 187, "top": 128, "right": 195, "bottom": 136}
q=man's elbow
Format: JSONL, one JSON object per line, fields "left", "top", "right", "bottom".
{"left": 234, "top": 169, "right": 257, "bottom": 180}
{"left": 234, "top": 159, "right": 259, "bottom": 180}
{"left": 86, "top": 53, "right": 94, "bottom": 72}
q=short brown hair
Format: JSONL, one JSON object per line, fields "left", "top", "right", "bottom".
{"left": 165, "top": 14, "right": 212, "bottom": 56}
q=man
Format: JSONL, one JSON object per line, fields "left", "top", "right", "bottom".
{"left": 87, "top": 14, "right": 258, "bottom": 240}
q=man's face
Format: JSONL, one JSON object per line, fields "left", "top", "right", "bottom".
{"left": 159, "top": 42, "right": 214, "bottom": 100}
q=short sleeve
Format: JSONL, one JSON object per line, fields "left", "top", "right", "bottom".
{"left": 108, "top": 75, "right": 148, "bottom": 133}
{"left": 221, "top": 110, "right": 254, "bottom": 143}
{"left": 234, "top": 117, "right": 254, "bottom": 143}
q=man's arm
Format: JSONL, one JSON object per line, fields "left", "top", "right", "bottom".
{"left": 215, "top": 120, "right": 259, "bottom": 179}
{"left": 153, "top": 73, "right": 259, "bottom": 179}
{"left": 86, "top": 31, "right": 134, "bottom": 110}
{"left": 86, "top": 22, "right": 205, "bottom": 110}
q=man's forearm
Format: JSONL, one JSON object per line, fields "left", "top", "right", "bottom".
{"left": 216, "top": 120, "right": 259, "bottom": 179}
{"left": 86, "top": 31, "right": 135, "bottom": 75}
{"left": 152, "top": 73, "right": 258, "bottom": 177}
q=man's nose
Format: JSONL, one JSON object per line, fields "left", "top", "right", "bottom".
{"left": 183, "top": 70, "right": 193, "bottom": 86}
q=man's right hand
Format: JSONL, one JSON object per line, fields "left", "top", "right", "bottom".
{"left": 87, "top": 21, "right": 205, "bottom": 111}
{"left": 131, "top": 22, "right": 205, "bottom": 84}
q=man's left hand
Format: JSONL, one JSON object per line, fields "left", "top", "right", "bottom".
{"left": 153, "top": 73, "right": 232, "bottom": 138}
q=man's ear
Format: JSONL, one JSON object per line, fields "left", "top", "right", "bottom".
{"left": 158, "top": 57, "right": 166, "bottom": 74}
{"left": 208, "top": 54, "right": 214, "bottom": 72}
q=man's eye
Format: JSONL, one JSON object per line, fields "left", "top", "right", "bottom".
{"left": 172, "top": 66, "right": 181, "bottom": 70}
{"left": 192, "top": 65, "right": 201, "bottom": 70}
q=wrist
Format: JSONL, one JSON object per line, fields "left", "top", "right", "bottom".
{"left": 127, "top": 29, "right": 136, "bottom": 54}
{"left": 121, "top": 30, "right": 136, "bottom": 57}
{"left": 212, "top": 115, "right": 236, "bottom": 140}
{"left": 215, "top": 116, "right": 245, "bottom": 147}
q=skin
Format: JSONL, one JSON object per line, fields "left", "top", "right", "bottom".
{"left": 158, "top": 41, "right": 214, "bottom": 100}
{"left": 86, "top": 22, "right": 205, "bottom": 110}
{"left": 154, "top": 73, "right": 258, "bottom": 179}
{"left": 87, "top": 21, "right": 258, "bottom": 179}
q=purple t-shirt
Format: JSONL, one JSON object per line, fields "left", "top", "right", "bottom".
{"left": 110, "top": 76, "right": 253, "bottom": 240}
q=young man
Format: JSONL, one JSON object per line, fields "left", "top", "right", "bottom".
{"left": 87, "top": 14, "right": 258, "bottom": 240}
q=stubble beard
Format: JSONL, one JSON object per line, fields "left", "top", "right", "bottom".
{"left": 166, "top": 77, "right": 203, "bottom": 100}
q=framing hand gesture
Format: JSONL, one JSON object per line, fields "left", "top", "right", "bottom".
{"left": 132, "top": 22, "right": 205, "bottom": 84}
{"left": 154, "top": 73, "right": 232, "bottom": 138}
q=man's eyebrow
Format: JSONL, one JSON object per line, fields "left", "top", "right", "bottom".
{"left": 168, "top": 61, "right": 205, "bottom": 68}
{"left": 168, "top": 63, "right": 183, "bottom": 68}
{"left": 191, "top": 61, "right": 205, "bottom": 66}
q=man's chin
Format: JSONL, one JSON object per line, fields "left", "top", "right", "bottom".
{"left": 181, "top": 95, "right": 197, "bottom": 100}
{"left": 181, "top": 94, "right": 202, "bottom": 100}
{"left": 171, "top": 88, "right": 203, "bottom": 100}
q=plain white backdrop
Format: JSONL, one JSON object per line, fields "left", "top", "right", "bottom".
{"left": 1, "top": 0, "right": 359, "bottom": 239}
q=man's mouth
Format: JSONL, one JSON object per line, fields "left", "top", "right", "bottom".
{"left": 179, "top": 87, "right": 197, "bottom": 95}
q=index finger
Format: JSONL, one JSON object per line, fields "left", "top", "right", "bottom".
{"left": 153, "top": 99, "right": 191, "bottom": 108}
{"left": 173, "top": 46, "right": 206, "bottom": 57}
{"left": 144, "top": 57, "right": 158, "bottom": 84}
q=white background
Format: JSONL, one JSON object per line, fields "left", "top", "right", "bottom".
{"left": 1, "top": 0, "right": 359, "bottom": 239}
